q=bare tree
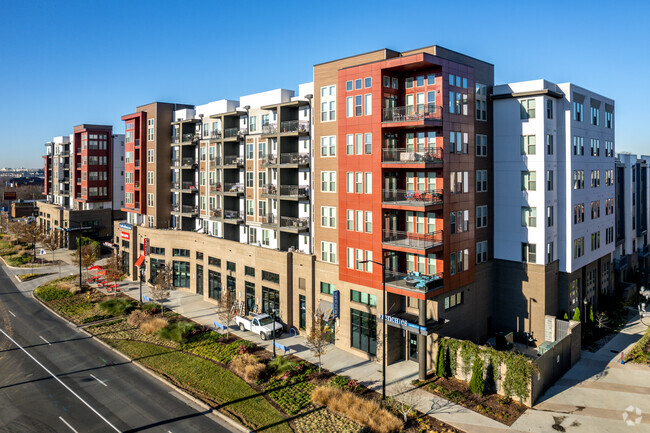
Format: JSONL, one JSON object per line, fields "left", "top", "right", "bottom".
{"left": 389, "top": 380, "right": 424, "bottom": 423}
{"left": 219, "top": 288, "right": 237, "bottom": 338}
{"left": 305, "top": 309, "right": 335, "bottom": 373}
{"left": 73, "top": 244, "right": 98, "bottom": 285}
{"left": 104, "top": 252, "right": 125, "bottom": 296}
{"left": 596, "top": 312, "right": 609, "bottom": 337}
{"left": 151, "top": 264, "right": 174, "bottom": 314}
{"left": 41, "top": 230, "right": 60, "bottom": 277}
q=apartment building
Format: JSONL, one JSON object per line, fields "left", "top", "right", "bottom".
{"left": 493, "top": 80, "right": 615, "bottom": 340}
{"left": 39, "top": 126, "right": 125, "bottom": 248}
{"left": 614, "top": 153, "right": 650, "bottom": 282}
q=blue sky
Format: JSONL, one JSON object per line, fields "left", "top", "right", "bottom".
{"left": 0, "top": 0, "right": 648, "bottom": 167}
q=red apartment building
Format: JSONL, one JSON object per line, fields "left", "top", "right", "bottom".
{"left": 72, "top": 124, "right": 113, "bottom": 208}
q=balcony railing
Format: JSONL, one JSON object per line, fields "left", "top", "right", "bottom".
{"left": 209, "top": 183, "right": 222, "bottom": 193}
{"left": 262, "top": 155, "right": 277, "bottom": 166}
{"left": 182, "top": 181, "right": 198, "bottom": 191}
{"left": 261, "top": 124, "right": 278, "bottom": 134}
{"left": 224, "top": 127, "right": 245, "bottom": 138}
{"left": 63, "top": 164, "right": 70, "bottom": 169}
{"left": 135, "top": 138, "right": 141, "bottom": 147}
{"left": 382, "top": 230, "right": 443, "bottom": 250}
{"left": 385, "top": 270, "right": 444, "bottom": 292}
{"left": 203, "top": 131, "right": 222, "bottom": 140}
{"left": 260, "top": 184, "right": 277, "bottom": 196}
{"left": 134, "top": 201, "right": 140, "bottom": 209}
{"left": 260, "top": 214, "right": 274, "bottom": 224}
{"left": 279, "top": 152, "right": 310, "bottom": 165}
{"left": 382, "top": 189, "right": 443, "bottom": 206}
{"left": 224, "top": 210, "right": 244, "bottom": 220}
{"left": 172, "top": 204, "right": 198, "bottom": 214}
{"left": 182, "top": 133, "right": 197, "bottom": 143}
{"left": 280, "top": 120, "right": 309, "bottom": 134}
{"left": 134, "top": 181, "right": 140, "bottom": 189}
{"left": 134, "top": 160, "right": 140, "bottom": 168}
{"left": 223, "top": 155, "right": 244, "bottom": 167}
{"left": 382, "top": 147, "right": 443, "bottom": 163}
{"left": 279, "top": 185, "right": 308, "bottom": 198}
{"left": 382, "top": 104, "right": 442, "bottom": 123}
{"left": 211, "top": 209, "right": 222, "bottom": 218}
{"left": 614, "top": 256, "right": 628, "bottom": 271}
{"left": 223, "top": 183, "right": 244, "bottom": 193}
{"left": 280, "top": 216, "right": 309, "bottom": 230}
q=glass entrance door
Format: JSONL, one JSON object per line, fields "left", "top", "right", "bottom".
{"left": 408, "top": 332, "right": 418, "bottom": 361}
{"left": 245, "top": 281, "right": 255, "bottom": 314}
{"left": 196, "top": 264, "right": 203, "bottom": 295}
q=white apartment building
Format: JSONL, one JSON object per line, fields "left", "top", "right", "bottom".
{"left": 492, "top": 79, "right": 615, "bottom": 338}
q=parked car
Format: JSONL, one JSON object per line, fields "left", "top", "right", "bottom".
{"left": 235, "top": 313, "right": 283, "bottom": 340}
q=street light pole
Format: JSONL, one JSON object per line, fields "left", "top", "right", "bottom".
{"left": 272, "top": 310, "right": 277, "bottom": 358}
{"left": 78, "top": 236, "right": 82, "bottom": 290}
{"left": 359, "top": 259, "right": 386, "bottom": 401}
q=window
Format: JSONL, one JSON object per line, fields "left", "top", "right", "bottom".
{"left": 346, "top": 247, "right": 354, "bottom": 269}
{"left": 147, "top": 193, "right": 154, "bottom": 207}
{"left": 364, "top": 172, "right": 372, "bottom": 193}
{"left": 245, "top": 266, "right": 255, "bottom": 277}
{"left": 346, "top": 172, "right": 353, "bottom": 193}
{"left": 444, "top": 292, "right": 464, "bottom": 310}
{"left": 522, "top": 243, "right": 536, "bottom": 263}
{"left": 521, "top": 207, "right": 537, "bottom": 227}
{"left": 605, "top": 170, "right": 614, "bottom": 186}
{"left": 521, "top": 135, "right": 536, "bottom": 155}
{"left": 346, "top": 97, "right": 353, "bottom": 117}
{"left": 249, "top": 116, "right": 257, "bottom": 132}
{"left": 449, "top": 171, "right": 468, "bottom": 194}
{"left": 150, "top": 246, "right": 165, "bottom": 255}
{"left": 521, "top": 171, "right": 536, "bottom": 191}
{"left": 520, "top": 99, "right": 536, "bottom": 119}
{"left": 147, "top": 149, "right": 154, "bottom": 163}
{"left": 351, "top": 309, "right": 377, "bottom": 355}
{"left": 476, "top": 170, "right": 487, "bottom": 192}
{"left": 605, "top": 198, "right": 614, "bottom": 215}
{"left": 573, "top": 136, "right": 584, "bottom": 155}
{"left": 355, "top": 95, "right": 362, "bottom": 116}
{"left": 364, "top": 94, "right": 372, "bottom": 115}
{"left": 355, "top": 133, "right": 362, "bottom": 154}
{"left": 346, "top": 80, "right": 352, "bottom": 91}
{"left": 321, "top": 241, "right": 336, "bottom": 263}
{"left": 547, "top": 242, "right": 554, "bottom": 263}
{"left": 320, "top": 85, "right": 336, "bottom": 122}
{"left": 573, "top": 237, "right": 585, "bottom": 259}
{"left": 226, "top": 261, "right": 236, "bottom": 272}
{"left": 591, "top": 170, "right": 600, "bottom": 187}
{"left": 383, "top": 76, "right": 390, "bottom": 87}
{"left": 364, "top": 133, "right": 372, "bottom": 154}
{"left": 246, "top": 172, "right": 254, "bottom": 188}
{"left": 590, "top": 139, "right": 600, "bottom": 156}
{"left": 606, "top": 111, "right": 613, "bottom": 128}
{"left": 573, "top": 204, "right": 585, "bottom": 224}
{"left": 547, "top": 170, "right": 553, "bottom": 191}
{"left": 591, "top": 201, "right": 601, "bottom": 219}
{"left": 591, "top": 106, "right": 600, "bottom": 126}
{"left": 573, "top": 101, "right": 584, "bottom": 121}
{"left": 355, "top": 172, "right": 363, "bottom": 193}
{"left": 547, "top": 206, "right": 554, "bottom": 227}
{"left": 476, "top": 205, "right": 488, "bottom": 228}
{"left": 590, "top": 232, "right": 601, "bottom": 251}
{"left": 475, "top": 83, "right": 487, "bottom": 120}
{"left": 346, "top": 210, "right": 354, "bottom": 230}
{"left": 606, "top": 226, "right": 614, "bottom": 244}
{"left": 546, "top": 99, "right": 553, "bottom": 119}
{"left": 351, "top": 290, "right": 377, "bottom": 306}
{"left": 321, "top": 206, "right": 336, "bottom": 228}
{"left": 261, "top": 270, "right": 279, "bottom": 284}
{"left": 148, "top": 171, "right": 154, "bottom": 185}
{"left": 246, "top": 199, "right": 254, "bottom": 216}
{"left": 321, "top": 136, "right": 336, "bottom": 156}
{"left": 262, "top": 286, "right": 280, "bottom": 315}
{"left": 476, "top": 241, "right": 488, "bottom": 264}
{"left": 355, "top": 78, "right": 362, "bottom": 89}
{"left": 355, "top": 210, "right": 363, "bottom": 232}
{"left": 319, "top": 282, "right": 335, "bottom": 296}
{"left": 172, "top": 261, "right": 190, "bottom": 288}
{"left": 173, "top": 248, "right": 190, "bottom": 257}
{"left": 573, "top": 170, "right": 584, "bottom": 189}
{"left": 476, "top": 134, "right": 487, "bottom": 156}
{"left": 321, "top": 171, "right": 336, "bottom": 192}
{"left": 605, "top": 141, "right": 614, "bottom": 157}
{"left": 364, "top": 211, "right": 372, "bottom": 233}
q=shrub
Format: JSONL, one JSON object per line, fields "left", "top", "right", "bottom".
{"left": 99, "top": 299, "right": 138, "bottom": 316}
{"left": 127, "top": 310, "right": 149, "bottom": 327}
{"left": 312, "top": 387, "right": 402, "bottom": 433}
{"left": 158, "top": 321, "right": 197, "bottom": 343}
{"left": 35, "top": 285, "right": 73, "bottom": 301}
{"left": 141, "top": 302, "right": 160, "bottom": 314}
{"left": 469, "top": 358, "right": 485, "bottom": 396}
{"left": 329, "top": 375, "right": 351, "bottom": 389}
{"left": 268, "top": 356, "right": 296, "bottom": 375}
{"left": 140, "top": 317, "right": 169, "bottom": 334}
{"left": 231, "top": 354, "right": 266, "bottom": 383}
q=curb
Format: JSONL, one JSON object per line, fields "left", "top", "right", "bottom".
{"left": 31, "top": 292, "right": 251, "bottom": 433}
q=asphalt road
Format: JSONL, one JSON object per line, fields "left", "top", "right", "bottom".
{"left": 0, "top": 266, "right": 236, "bottom": 433}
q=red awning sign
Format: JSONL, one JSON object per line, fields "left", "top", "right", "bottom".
{"left": 134, "top": 255, "right": 145, "bottom": 268}
{"left": 121, "top": 232, "right": 130, "bottom": 240}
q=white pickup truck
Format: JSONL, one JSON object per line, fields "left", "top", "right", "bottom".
{"left": 235, "top": 313, "right": 283, "bottom": 340}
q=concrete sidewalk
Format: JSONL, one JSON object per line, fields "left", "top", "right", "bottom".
{"left": 107, "top": 279, "right": 507, "bottom": 433}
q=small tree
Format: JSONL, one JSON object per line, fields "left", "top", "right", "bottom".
{"left": 563, "top": 313, "right": 568, "bottom": 320}
{"left": 73, "top": 243, "right": 98, "bottom": 284}
{"left": 42, "top": 230, "right": 60, "bottom": 277}
{"left": 595, "top": 312, "right": 609, "bottom": 337}
{"left": 219, "top": 288, "right": 237, "bottom": 338}
{"left": 572, "top": 307, "right": 581, "bottom": 322}
{"left": 435, "top": 340, "right": 449, "bottom": 378}
{"left": 104, "top": 252, "right": 125, "bottom": 295}
{"left": 469, "top": 358, "right": 485, "bottom": 396}
{"left": 389, "top": 380, "right": 423, "bottom": 423}
{"left": 151, "top": 264, "right": 174, "bottom": 314}
{"left": 305, "top": 309, "right": 334, "bottom": 373}
{"left": 589, "top": 306, "right": 595, "bottom": 323}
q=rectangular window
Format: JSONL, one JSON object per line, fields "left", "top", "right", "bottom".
{"left": 547, "top": 206, "right": 554, "bottom": 227}
{"left": 346, "top": 247, "right": 354, "bottom": 269}
{"left": 364, "top": 94, "right": 372, "bottom": 115}
{"left": 520, "top": 99, "right": 536, "bottom": 119}
{"left": 208, "top": 256, "right": 221, "bottom": 267}
{"left": 321, "top": 171, "right": 336, "bottom": 192}
{"left": 476, "top": 134, "right": 487, "bottom": 156}
{"left": 521, "top": 171, "right": 536, "bottom": 191}
{"left": 350, "top": 309, "right": 377, "bottom": 355}
{"left": 355, "top": 172, "right": 363, "bottom": 193}
{"left": 346, "top": 80, "right": 352, "bottom": 91}
{"left": 574, "top": 101, "right": 583, "bottom": 121}
{"left": 591, "top": 106, "right": 600, "bottom": 126}
{"left": 245, "top": 266, "right": 255, "bottom": 277}
{"left": 547, "top": 170, "right": 554, "bottom": 191}
{"left": 522, "top": 243, "right": 536, "bottom": 263}
{"left": 355, "top": 133, "right": 362, "bottom": 154}
{"left": 321, "top": 206, "right": 336, "bottom": 228}
{"left": 261, "top": 286, "right": 280, "bottom": 316}
{"left": 355, "top": 78, "right": 362, "bottom": 89}
{"left": 606, "top": 111, "right": 613, "bottom": 128}
{"left": 321, "top": 136, "right": 336, "bottom": 156}
{"left": 226, "top": 261, "right": 236, "bottom": 272}
{"left": 476, "top": 240, "right": 488, "bottom": 264}
{"left": 547, "top": 242, "right": 554, "bottom": 263}
{"left": 355, "top": 95, "right": 362, "bottom": 116}
{"left": 364, "top": 133, "right": 372, "bottom": 154}
{"left": 546, "top": 99, "right": 553, "bottom": 119}
{"left": 521, "top": 207, "right": 537, "bottom": 227}
{"left": 547, "top": 135, "right": 554, "bottom": 155}
{"left": 172, "top": 261, "right": 190, "bottom": 288}
{"left": 346, "top": 97, "right": 353, "bottom": 117}
{"left": 261, "top": 270, "right": 279, "bottom": 284}
{"left": 476, "top": 205, "right": 488, "bottom": 228}
{"left": 476, "top": 170, "right": 487, "bottom": 192}
{"left": 321, "top": 241, "right": 336, "bottom": 263}
{"left": 365, "top": 211, "right": 372, "bottom": 233}
{"left": 320, "top": 282, "right": 334, "bottom": 295}
{"left": 172, "top": 248, "right": 190, "bottom": 257}
{"left": 591, "top": 139, "right": 600, "bottom": 156}
{"left": 364, "top": 172, "right": 372, "bottom": 193}
{"left": 521, "top": 135, "right": 536, "bottom": 155}
{"left": 346, "top": 172, "right": 353, "bottom": 193}
{"left": 347, "top": 210, "right": 354, "bottom": 231}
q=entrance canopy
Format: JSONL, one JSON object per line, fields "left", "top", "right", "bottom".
{"left": 134, "top": 254, "right": 145, "bottom": 268}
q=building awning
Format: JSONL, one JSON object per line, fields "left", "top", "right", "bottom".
{"left": 134, "top": 255, "right": 145, "bottom": 268}
{"left": 317, "top": 300, "right": 333, "bottom": 321}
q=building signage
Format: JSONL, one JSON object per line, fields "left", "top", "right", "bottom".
{"left": 143, "top": 237, "right": 150, "bottom": 256}
{"left": 378, "top": 314, "right": 428, "bottom": 335}
{"left": 332, "top": 290, "right": 340, "bottom": 319}
{"left": 119, "top": 222, "right": 133, "bottom": 230}
{"left": 3, "top": 192, "right": 17, "bottom": 201}
{"left": 121, "top": 231, "right": 130, "bottom": 240}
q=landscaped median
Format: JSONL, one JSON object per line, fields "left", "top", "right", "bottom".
{"left": 33, "top": 276, "right": 462, "bottom": 433}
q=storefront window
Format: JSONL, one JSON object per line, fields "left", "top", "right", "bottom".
{"left": 208, "top": 270, "right": 221, "bottom": 300}
{"left": 262, "top": 286, "right": 280, "bottom": 316}
{"left": 173, "top": 261, "right": 190, "bottom": 288}
{"left": 351, "top": 308, "right": 377, "bottom": 355}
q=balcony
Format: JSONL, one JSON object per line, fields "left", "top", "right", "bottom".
{"left": 279, "top": 185, "right": 308, "bottom": 199}
{"left": 223, "top": 155, "right": 244, "bottom": 167}
{"left": 134, "top": 160, "right": 140, "bottom": 168}
{"left": 135, "top": 138, "right": 141, "bottom": 147}
{"left": 182, "top": 133, "right": 198, "bottom": 144}
{"left": 171, "top": 156, "right": 196, "bottom": 167}
{"left": 262, "top": 155, "right": 277, "bottom": 166}
{"left": 133, "top": 201, "right": 140, "bottom": 209}
{"left": 279, "top": 120, "right": 309, "bottom": 134}
{"left": 382, "top": 230, "right": 443, "bottom": 252}
{"left": 279, "top": 152, "right": 309, "bottom": 166}
{"left": 172, "top": 204, "right": 198, "bottom": 216}
{"left": 223, "top": 183, "right": 244, "bottom": 194}
{"left": 260, "top": 184, "right": 277, "bottom": 197}
{"left": 280, "top": 216, "right": 309, "bottom": 232}
{"left": 63, "top": 164, "right": 70, "bottom": 170}
{"left": 614, "top": 256, "right": 628, "bottom": 271}
{"left": 382, "top": 104, "right": 442, "bottom": 125}
{"left": 223, "top": 210, "right": 244, "bottom": 223}
{"left": 211, "top": 209, "right": 222, "bottom": 218}
{"left": 639, "top": 245, "right": 650, "bottom": 258}
{"left": 224, "top": 128, "right": 246, "bottom": 139}
{"left": 209, "top": 183, "right": 222, "bottom": 193}
{"left": 261, "top": 124, "right": 278, "bottom": 135}
{"left": 382, "top": 147, "right": 442, "bottom": 165}
{"left": 382, "top": 189, "right": 443, "bottom": 208}
{"left": 202, "top": 131, "right": 222, "bottom": 140}
{"left": 385, "top": 270, "right": 444, "bottom": 293}
{"left": 134, "top": 181, "right": 140, "bottom": 189}
{"left": 260, "top": 214, "right": 275, "bottom": 226}
{"left": 76, "top": 163, "right": 81, "bottom": 169}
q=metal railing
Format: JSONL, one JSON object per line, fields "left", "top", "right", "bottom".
{"left": 134, "top": 160, "right": 140, "bottom": 168}
{"left": 209, "top": 183, "right": 222, "bottom": 193}
{"left": 280, "top": 216, "right": 309, "bottom": 229}
{"left": 182, "top": 181, "right": 196, "bottom": 190}
{"left": 203, "top": 131, "right": 222, "bottom": 139}
{"left": 279, "top": 152, "right": 310, "bottom": 165}
{"left": 172, "top": 204, "right": 198, "bottom": 214}
{"left": 385, "top": 269, "right": 444, "bottom": 292}
{"left": 280, "top": 120, "right": 309, "bottom": 133}
{"left": 260, "top": 214, "right": 274, "bottom": 224}
{"left": 135, "top": 138, "right": 140, "bottom": 147}
{"left": 224, "top": 210, "right": 243, "bottom": 220}
{"left": 262, "top": 154, "right": 277, "bottom": 166}
{"left": 223, "top": 183, "right": 244, "bottom": 193}
{"left": 382, "top": 104, "right": 442, "bottom": 123}
{"left": 181, "top": 133, "right": 197, "bottom": 143}
{"left": 260, "top": 184, "right": 277, "bottom": 196}
{"left": 134, "top": 181, "right": 140, "bottom": 189}
{"left": 261, "top": 124, "right": 278, "bottom": 134}
{"left": 279, "top": 185, "right": 309, "bottom": 198}
{"left": 382, "top": 229, "right": 443, "bottom": 250}
{"left": 382, "top": 189, "right": 443, "bottom": 206}
{"left": 223, "top": 155, "right": 244, "bottom": 166}
{"left": 382, "top": 147, "right": 443, "bottom": 163}
{"left": 211, "top": 209, "right": 222, "bottom": 217}
{"left": 224, "top": 127, "right": 245, "bottom": 138}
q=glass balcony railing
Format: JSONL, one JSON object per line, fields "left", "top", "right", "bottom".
{"left": 382, "top": 229, "right": 443, "bottom": 250}
{"left": 260, "top": 184, "right": 277, "bottom": 196}
{"left": 224, "top": 210, "right": 244, "bottom": 220}
{"left": 382, "top": 104, "right": 442, "bottom": 123}
{"left": 280, "top": 216, "right": 309, "bottom": 230}
{"left": 224, "top": 127, "right": 245, "bottom": 138}
{"left": 385, "top": 269, "right": 443, "bottom": 292}
{"left": 172, "top": 204, "right": 198, "bottom": 215}
{"left": 261, "top": 124, "right": 278, "bottom": 134}
{"left": 279, "top": 120, "right": 309, "bottom": 134}
{"left": 202, "top": 131, "right": 222, "bottom": 140}
{"left": 382, "top": 189, "right": 443, "bottom": 206}
{"left": 382, "top": 147, "right": 442, "bottom": 163}
{"left": 262, "top": 154, "right": 277, "bottom": 166}
{"left": 223, "top": 155, "right": 244, "bottom": 166}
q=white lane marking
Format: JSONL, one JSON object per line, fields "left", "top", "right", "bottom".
{"left": 0, "top": 327, "right": 121, "bottom": 432}
{"left": 39, "top": 336, "right": 51, "bottom": 346}
{"left": 8, "top": 311, "right": 16, "bottom": 317}
{"left": 59, "top": 416, "right": 79, "bottom": 433}
{"left": 90, "top": 374, "right": 107, "bottom": 387}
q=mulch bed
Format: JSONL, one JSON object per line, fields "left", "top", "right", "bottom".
{"left": 416, "top": 376, "right": 527, "bottom": 426}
